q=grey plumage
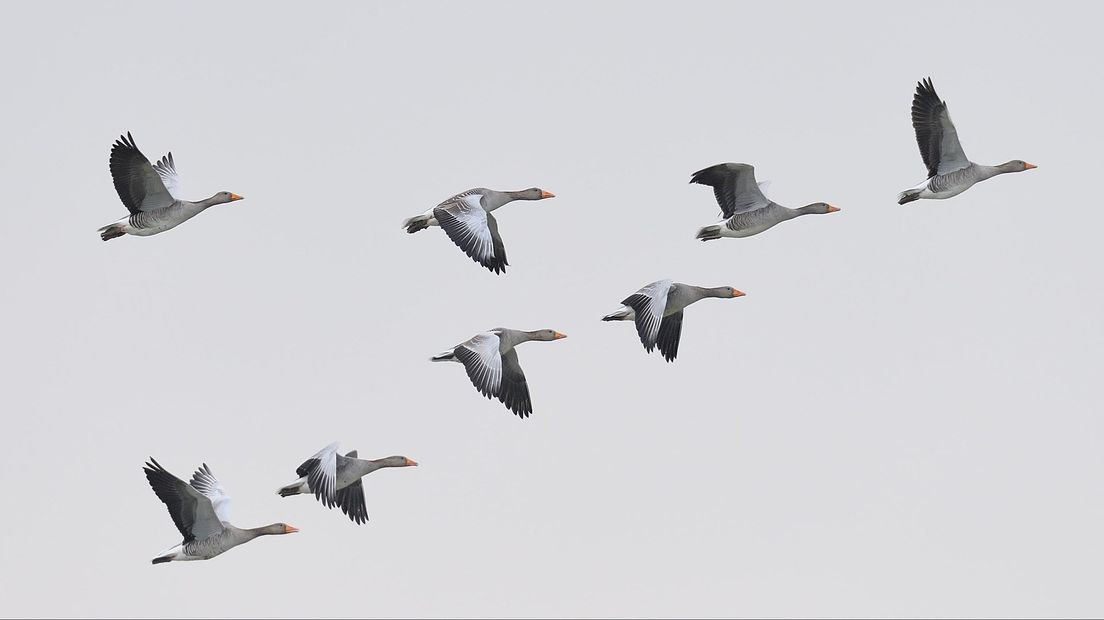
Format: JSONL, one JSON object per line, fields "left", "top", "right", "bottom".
{"left": 278, "top": 443, "right": 418, "bottom": 525}
{"left": 432, "top": 328, "right": 566, "bottom": 418}
{"left": 143, "top": 458, "right": 296, "bottom": 563}
{"left": 402, "top": 187, "right": 554, "bottom": 274}
{"left": 690, "top": 163, "right": 838, "bottom": 239}
{"left": 99, "top": 132, "right": 244, "bottom": 240}
{"left": 605, "top": 280, "right": 744, "bottom": 362}
{"left": 898, "top": 78, "right": 1035, "bottom": 204}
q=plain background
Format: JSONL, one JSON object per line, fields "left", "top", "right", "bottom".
{"left": 1, "top": 1, "right": 1102, "bottom": 617}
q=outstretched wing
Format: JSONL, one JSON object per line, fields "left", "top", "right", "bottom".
{"left": 296, "top": 442, "right": 339, "bottom": 509}
{"left": 911, "top": 77, "right": 970, "bottom": 177}
{"left": 690, "top": 163, "right": 770, "bottom": 218}
{"left": 453, "top": 332, "right": 504, "bottom": 400}
{"left": 109, "top": 132, "right": 176, "bottom": 214}
{"left": 334, "top": 481, "right": 369, "bottom": 525}
{"left": 655, "top": 310, "right": 684, "bottom": 363}
{"left": 499, "top": 348, "right": 533, "bottom": 418}
{"left": 152, "top": 152, "right": 184, "bottom": 200}
{"left": 189, "top": 463, "right": 232, "bottom": 524}
{"left": 621, "top": 279, "right": 674, "bottom": 352}
{"left": 434, "top": 194, "right": 509, "bottom": 274}
{"left": 143, "top": 458, "right": 224, "bottom": 544}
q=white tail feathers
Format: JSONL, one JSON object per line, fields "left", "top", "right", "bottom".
{"left": 695, "top": 225, "right": 722, "bottom": 241}
{"left": 98, "top": 223, "right": 126, "bottom": 241}
{"left": 601, "top": 306, "right": 633, "bottom": 321}
{"left": 430, "top": 349, "right": 456, "bottom": 362}
{"left": 402, "top": 214, "right": 432, "bottom": 234}
{"left": 277, "top": 478, "right": 309, "bottom": 497}
{"left": 897, "top": 189, "right": 921, "bottom": 205}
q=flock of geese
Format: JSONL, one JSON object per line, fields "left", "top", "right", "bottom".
{"left": 113, "top": 78, "right": 1035, "bottom": 563}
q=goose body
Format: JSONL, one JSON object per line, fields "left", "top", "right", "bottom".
{"left": 603, "top": 280, "right": 744, "bottom": 362}
{"left": 143, "top": 459, "right": 296, "bottom": 563}
{"left": 277, "top": 442, "right": 418, "bottom": 525}
{"left": 98, "top": 133, "right": 243, "bottom": 241}
{"left": 897, "top": 78, "right": 1035, "bottom": 205}
{"left": 431, "top": 327, "right": 566, "bottom": 418}
{"left": 690, "top": 163, "right": 838, "bottom": 240}
{"left": 401, "top": 187, "right": 554, "bottom": 274}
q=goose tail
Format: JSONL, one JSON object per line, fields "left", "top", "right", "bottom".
{"left": 695, "top": 225, "right": 722, "bottom": 242}
{"left": 897, "top": 189, "right": 922, "bottom": 205}
{"left": 402, "top": 214, "right": 431, "bottom": 234}
{"left": 98, "top": 223, "right": 126, "bottom": 241}
{"left": 277, "top": 478, "right": 308, "bottom": 497}
{"left": 430, "top": 349, "right": 456, "bottom": 362}
{"left": 602, "top": 306, "right": 633, "bottom": 321}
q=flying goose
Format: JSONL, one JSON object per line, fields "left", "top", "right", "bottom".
{"left": 143, "top": 459, "right": 297, "bottom": 564}
{"left": 431, "top": 328, "right": 567, "bottom": 418}
{"left": 99, "top": 132, "right": 244, "bottom": 241}
{"left": 603, "top": 280, "right": 745, "bottom": 361}
{"left": 277, "top": 442, "right": 418, "bottom": 525}
{"left": 401, "top": 187, "right": 555, "bottom": 274}
{"left": 897, "top": 78, "right": 1036, "bottom": 204}
{"left": 691, "top": 163, "right": 839, "bottom": 240}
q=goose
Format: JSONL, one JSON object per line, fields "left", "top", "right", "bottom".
{"left": 691, "top": 163, "right": 839, "bottom": 240}
{"left": 603, "top": 280, "right": 745, "bottom": 361}
{"left": 277, "top": 442, "right": 418, "bottom": 525}
{"left": 431, "top": 328, "right": 566, "bottom": 418}
{"left": 897, "top": 78, "right": 1036, "bottom": 204}
{"left": 401, "top": 187, "right": 555, "bottom": 274}
{"left": 143, "top": 458, "right": 297, "bottom": 564}
{"left": 98, "top": 132, "right": 244, "bottom": 241}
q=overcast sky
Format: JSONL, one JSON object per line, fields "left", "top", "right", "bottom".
{"left": 1, "top": 1, "right": 1102, "bottom": 618}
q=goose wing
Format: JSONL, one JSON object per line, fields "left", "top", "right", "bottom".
{"left": 499, "top": 348, "right": 533, "bottom": 418}
{"left": 911, "top": 78, "right": 970, "bottom": 177}
{"left": 453, "top": 331, "right": 504, "bottom": 400}
{"left": 188, "top": 464, "right": 232, "bottom": 524}
{"left": 621, "top": 279, "right": 674, "bottom": 352}
{"left": 655, "top": 310, "right": 684, "bottom": 362}
{"left": 296, "top": 442, "right": 339, "bottom": 508}
{"left": 690, "top": 163, "right": 770, "bottom": 218}
{"left": 152, "top": 152, "right": 184, "bottom": 200}
{"left": 332, "top": 449, "right": 369, "bottom": 524}
{"left": 109, "top": 133, "right": 176, "bottom": 214}
{"left": 143, "top": 458, "right": 225, "bottom": 543}
{"left": 433, "top": 193, "right": 508, "bottom": 274}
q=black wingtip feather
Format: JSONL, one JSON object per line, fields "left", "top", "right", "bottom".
{"left": 433, "top": 206, "right": 510, "bottom": 275}
{"left": 910, "top": 76, "right": 947, "bottom": 179}
{"left": 655, "top": 311, "right": 684, "bottom": 363}
{"left": 622, "top": 293, "right": 660, "bottom": 352}
{"left": 335, "top": 481, "right": 370, "bottom": 525}
{"left": 142, "top": 457, "right": 196, "bottom": 544}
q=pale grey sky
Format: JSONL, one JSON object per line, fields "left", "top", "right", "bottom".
{"left": 1, "top": 1, "right": 1102, "bottom": 617}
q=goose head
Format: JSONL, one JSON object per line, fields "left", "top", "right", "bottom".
{"left": 214, "top": 191, "right": 245, "bottom": 205}
{"left": 999, "top": 160, "right": 1037, "bottom": 173}
{"left": 260, "top": 523, "right": 299, "bottom": 535}
{"left": 797, "top": 202, "right": 840, "bottom": 215}
{"left": 515, "top": 187, "right": 555, "bottom": 201}
{"left": 724, "top": 287, "right": 746, "bottom": 298}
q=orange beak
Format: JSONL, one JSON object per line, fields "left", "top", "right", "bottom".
{"left": 540, "top": 190, "right": 555, "bottom": 199}
{"left": 1024, "top": 162, "right": 1037, "bottom": 170}
{"left": 827, "top": 204, "right": 840, "bottom": 213}
{"left": 405, "top": 458, "right": 419, "bottom": 467}
{"left": 284, "top": 525, "right": 299, "bottom": 534}
{"left": 229, "top": 193, "right": 244, "bottom": 201}
{"left": 731, "top": 289, "right": 746, "bottom": 298}
{"left": 553, "top": 331, "right": 567, "bottom": 339}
